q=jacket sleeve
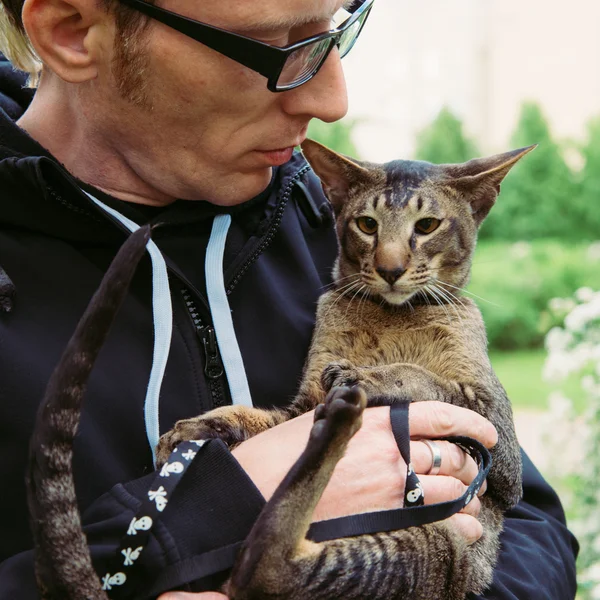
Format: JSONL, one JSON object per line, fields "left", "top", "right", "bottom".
{"left": 0, "top": 439, "right": 266, "bottom": 600}
{"left": 0, "top": 445, "right": 578, "bottom": 600}
{"left": 473, "top": 450, "right": 579, "bottom": 600}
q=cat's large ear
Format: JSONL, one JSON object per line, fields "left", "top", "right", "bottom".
{"left": 443, "top": 145, "right": 536, "bottom": 226}
{"left": 301, "top": 139, "right": 371, "bottom": 213}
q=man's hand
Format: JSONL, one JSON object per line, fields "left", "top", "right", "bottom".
{"left": 232, "top": 401, "right": 497, "bottom": 546}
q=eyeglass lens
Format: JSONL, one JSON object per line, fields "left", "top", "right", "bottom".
{"left": 277, "top": 38, "right": 332, "bottom": 89}
{"left": 276, "top": 6, "right": 368, "bottom": 90}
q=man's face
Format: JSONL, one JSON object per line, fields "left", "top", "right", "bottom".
{"left": 89, "top": 0, "right": 349, "bottom": 205}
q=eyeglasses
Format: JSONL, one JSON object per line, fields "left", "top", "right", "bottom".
{"left": 117, "top": 0, "right": 374, "bottom": 92}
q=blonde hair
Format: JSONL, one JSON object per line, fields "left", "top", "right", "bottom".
{"left": 0, "top": 2, "right": 41, "bottom": 86}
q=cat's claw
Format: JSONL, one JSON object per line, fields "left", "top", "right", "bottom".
{"left": 155, "top": 415, "right": 246, "bottom": 467}
{"left": 321, "top": 360, "right": 362, "bottom": 391}
{"left": 311, "top": 385, "right": 367, "bottom": 449}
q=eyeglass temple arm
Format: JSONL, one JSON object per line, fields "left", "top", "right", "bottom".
{"left": 119, "top": 0, "right": 286, "bottom": 79}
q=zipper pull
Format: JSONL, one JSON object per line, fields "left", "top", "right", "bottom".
{"left": 201, "top": 326, "right": 224, "bottom": 379}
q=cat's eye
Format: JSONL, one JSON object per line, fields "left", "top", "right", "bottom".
{"left": 356, "top": 216, "right": 378, "bottom": 235}
{"left": 415, "top": 218, "right": 441, "bottom": 235}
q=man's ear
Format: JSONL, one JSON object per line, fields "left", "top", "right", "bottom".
{"left": 21, "top": 0, "right": 107, "bottom": 82}
{"left": 442, "top": 145, "right": 536, "bottom": 227}
{"left": 301, "top": 138, "right": 371, "bottom": 214}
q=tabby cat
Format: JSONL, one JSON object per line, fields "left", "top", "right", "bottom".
{"left": 27, "top": 140, "right": 533, "bottom": 599}
{"left": 157, "top": 139, "right": 534, "bottom": 599}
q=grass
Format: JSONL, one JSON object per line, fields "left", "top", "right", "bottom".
{"left": 490, "top": 348, "right": 586, "bottom": 412}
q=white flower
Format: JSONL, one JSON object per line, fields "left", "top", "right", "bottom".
{"left": 576, "top": 287, "right": 596, "bottom": 303}
{"left": 547, "top": 391, "right": 573, "bottom": 418}
{"left": 588, "top": 241, "right": 600, "bottom": 261}
{"left": 548, "top": 297, "right": 576, "bottom": 314}
{"left": 510, "top": 241, "right": 531, "bottom": 259}
{"left": 565, "top": 301, "right": 600, "bottom": 332}
{"left": 582, "top": 375, "right": 597, "bottom": 393}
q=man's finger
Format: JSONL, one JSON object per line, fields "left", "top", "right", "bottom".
{"left": 409, "top": 440, "right": 488, "bottom": 495}
{"left": 409, "top": 401, "right": 498, "bottom": 448}
{"left": 420, "top": 475, "right": 481, "bottom": 517}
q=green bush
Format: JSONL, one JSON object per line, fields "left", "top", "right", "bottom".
{"left": 414, "top": 107, "right": 479, "bottom": 164}
{"left": 307, "top": 118, "right": 359, "bottom": 157}
{"left": 479, "top": 103, "right": 582, "bottom": 240}
{"left": 468, "top": 240, "right": 600, "bottom": 350}
{"left": 578, "top": 116, "right": 600, "bottom": 235}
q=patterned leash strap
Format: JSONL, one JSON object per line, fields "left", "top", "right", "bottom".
{"left": 104, "top": 440, "right": 208, "bottom": 598}
{"left": 391, "top": 400, "right": 426, "bottom": 507}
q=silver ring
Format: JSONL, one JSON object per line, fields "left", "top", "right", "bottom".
{"left": 422, "top": 440, "right": 442, "bottom": 476}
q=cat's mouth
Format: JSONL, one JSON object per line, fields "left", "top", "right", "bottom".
{"left": 373, "top": 285, "right": 421, "bottom": 306}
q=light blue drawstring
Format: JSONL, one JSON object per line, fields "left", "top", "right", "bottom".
{"left": 205, "top": 214, "right": 253, "bottom": 407}
{"left": 83, "top": 195, "right": 253, "bottom": 465}
{"left": 84, "top": 192, "right": 172, "bottom": 467}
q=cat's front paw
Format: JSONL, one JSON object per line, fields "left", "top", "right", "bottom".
{"left": 321, "top": 360, "right": 362, "bottom": 392}
{"left": 156, "top": 411, "right": 248, "bottom": 467}
{"left": 310, "top": 385, "right": 367, "bottom": 450}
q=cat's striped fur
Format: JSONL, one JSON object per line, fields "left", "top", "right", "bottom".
{"left": 26, "top": 225, "right": 151, "bottom": 599}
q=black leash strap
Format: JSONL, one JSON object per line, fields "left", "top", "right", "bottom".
{"left": 105, "top": 403, "right": 492, "bottom": 596}
{"left": 309, "top": 401, "right": 492, "bottom": 541}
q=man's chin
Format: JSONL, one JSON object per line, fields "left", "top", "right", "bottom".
{"left": 201, "top": 167, "right": 274, "bottom": 207}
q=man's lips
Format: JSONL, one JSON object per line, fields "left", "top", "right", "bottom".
{"left": 254, "top": 129, "right": 308, "bottom": 166}
{"left": 255, "top": 146, "right": 295, "bottom": 166}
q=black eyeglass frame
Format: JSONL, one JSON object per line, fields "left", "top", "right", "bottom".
{"left": 118, "top": 0, "right": 374, "bottom": 92}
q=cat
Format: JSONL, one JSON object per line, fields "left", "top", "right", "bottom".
{"left": 156, "top": 139, "right": 534, "bottom": 599}
{"left": 26, "top": 140, "right": 533, "bottom": 600}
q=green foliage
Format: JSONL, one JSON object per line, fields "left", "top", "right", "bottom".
{"left": 578, "top": 116, "right": 600, "bottom": 235}
{"left": 414, "top": 107, "right": 479, "bottom": 164}
{"left": 307, "top": 118, "right": 359, "bottom": 158}
{"left": 488, "top": 349, "right": 586, "bottom": 412}
{"left": 468, "top": 240, "right": 600, "bottom": 350}
{"left": 480, "top": 103, "right": 581, "bottom": 240}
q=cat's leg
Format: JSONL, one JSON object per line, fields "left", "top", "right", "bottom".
{"left": 321, "top": 360, "right": 457, "bottom": 403}
{"left": 225, "top": 385, "right": 475, "bottom": 600}
{"left": 155, "top": 406, "right": 289, "bottom": 466}
{"left": 225, "top": 385, "right": 367, "bottom": 599}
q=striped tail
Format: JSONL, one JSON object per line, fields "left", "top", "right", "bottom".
{"left": 26, "top": 226, "right": 152, "bottom": 599}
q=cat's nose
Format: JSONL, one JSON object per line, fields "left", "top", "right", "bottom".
{"left": 376, "top": 266, "right": 406, "bottom": 285}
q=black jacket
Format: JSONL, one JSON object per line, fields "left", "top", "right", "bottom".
{"left": 0, "top": 57, "right": 578, "bottom": 599}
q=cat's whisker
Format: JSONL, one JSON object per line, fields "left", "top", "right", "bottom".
{"left": 428, "top": 284, "right": 456, "bottom": 321}
{"left": 435, "top": 285, "right": 467, "bottom": 312}
{"left": 417, "top": 289, "right": 432, "bottom": 307}
{"left": 430, "top": 284, "right": 463, "bottom": 324}
{"left": 433, "top": 278, "right": 501, "bottom": 308}
{"left": 318, "top": 280, "right": 363, "bottom": 327}
{"left": 333, "top": 276, "right": 363, "bottom": 294}
{"left": 358, "top": 286, "right": 372, "bottom": 320}
{"left": 344, "top": 284, "right": 368, "bottom": 320}
{"left": 425, "top": 285, "right": 452, "bottom": 322}
{"left": 330, "top": 273, "right": 362, "bottom": 287}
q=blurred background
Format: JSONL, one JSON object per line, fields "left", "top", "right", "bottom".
{"left": 308, "top": 0, "right": 600, "bottom": 596}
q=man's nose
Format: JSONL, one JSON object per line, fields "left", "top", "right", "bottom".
{"left": 280, "top": 48, "right": 349, "bottom": 122}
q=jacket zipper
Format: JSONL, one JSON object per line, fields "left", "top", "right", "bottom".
{"left": 181, "top": 288, "right": 229, "bottom": 409}
{"left": 184, "top": 167, "right": 310, "bottom": 407}
{"left": 226, "top": 165, "right": 310, "bottom": 295}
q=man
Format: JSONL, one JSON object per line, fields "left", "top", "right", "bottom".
{"left": 0, "top": 0, "right": 577, "bottom": 597}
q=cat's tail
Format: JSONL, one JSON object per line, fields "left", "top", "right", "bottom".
{"left": 26, "top": 225, "right": 152, "bottom": 600}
